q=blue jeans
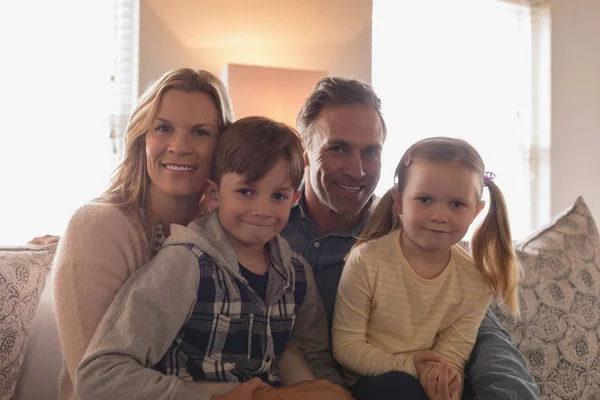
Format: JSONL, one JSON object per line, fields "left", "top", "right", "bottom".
{"left": 351, "top": 371, "right": 428, "bottom": 400}
{"left": 464, "top": 309, "right": 539, "bottom": 400}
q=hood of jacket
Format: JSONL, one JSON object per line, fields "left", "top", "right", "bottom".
{"left": 162, "top": 212, "right": 295, "bottom": 283}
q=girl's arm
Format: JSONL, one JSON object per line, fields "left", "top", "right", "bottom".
{"left": 53, "top": 205, "right": 150, "bottom": 391}
{"left": 432, "top": 287, "right": 492, "bottom": 376}
{"left": 332, "top": 250, "right": 418, "bottom": 377}
{"left": 76, "top": 245, "right": 225, "bottom": 400}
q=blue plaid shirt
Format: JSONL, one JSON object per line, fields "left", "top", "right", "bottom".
{"left": 281, "top": 190, "right": 370, "bottom": 329}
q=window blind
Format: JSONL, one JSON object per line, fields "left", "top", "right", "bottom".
{"left": 111, "top": 0, "right": 140, "bottom": 159}
{"left": 0, "top": 0, "right": 138, "bottom": 245}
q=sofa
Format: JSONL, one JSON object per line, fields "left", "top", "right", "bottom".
{"left": 1, "top": 196, "right": 600, "bottom": 400}
{"left": 1, "top": 243, "right": 60, "bottom": 400}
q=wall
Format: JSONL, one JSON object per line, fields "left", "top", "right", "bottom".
{"left": 551, "top": 0, "right": 600, "bottom": 219}
{"left": 225, "top": 64, "right": 327, "bottom": 128}
{"left": 138, "top": 1, "right": 372, "bottom": 93}
{"left": 139, "top": 0, "right": 600, "bottom": 221}
{"left": 138, "top": 2, "right": 193, "bottom": 93}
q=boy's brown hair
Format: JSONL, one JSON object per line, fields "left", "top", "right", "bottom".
{"left": 212, "top": 116, "right": 304, "bottom": 189}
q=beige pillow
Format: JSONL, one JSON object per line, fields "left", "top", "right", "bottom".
{"left": 493, "top": 196, "right": 600, "bottom": 399}
{"left": 0, "top": 244, "right": 56, "bottom": 399}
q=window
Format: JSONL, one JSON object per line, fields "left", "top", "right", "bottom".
{"left": 372, "top": 0, "right": 551, "bottom": 240}
{"left": 1, "top": 0, "right": 138, "bottom": 245}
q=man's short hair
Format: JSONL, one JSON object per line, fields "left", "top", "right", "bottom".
{"left": 296, "top": 77, "right": 387, "bottom": 148}
{"left": 212, "top": 116, "right": 304, "bottom": 190}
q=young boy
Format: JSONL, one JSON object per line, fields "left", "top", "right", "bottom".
{"left": 76, "top": 116, "right": 340, "bottom": 399}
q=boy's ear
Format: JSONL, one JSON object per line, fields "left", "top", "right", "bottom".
{"left": 292, "top": 190, "right": 300, "bottom": 204}
{"left": 390, "top": 187, "right": 403, "bottom": 215}
{"left": 203, "top": 179, "right": 220, "bottom": 209}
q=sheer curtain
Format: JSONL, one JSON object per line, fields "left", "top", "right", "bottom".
{"left": 1, "top": 0, "right": 138, "bottom": 245}
{"left": 372, "top": 0, "right": 551, "bottom": 240}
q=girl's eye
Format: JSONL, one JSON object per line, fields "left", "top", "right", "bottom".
{"left": 450, "top": 201, "right": 465, "bottom": 209}
{"left": 155, "top": 124, "right": 172, "bottom": 133}
{"left": 272, "top": 193, "right": 288, "bottom": 201}
{"left": 417, "top": 197, "right": 432, "bottom": 205}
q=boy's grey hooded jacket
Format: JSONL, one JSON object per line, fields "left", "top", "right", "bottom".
{"left": 77, "top": 212, "right": 338, "bottom": 400}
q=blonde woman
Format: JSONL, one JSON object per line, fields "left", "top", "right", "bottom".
{"left": 54, "top": 68, "right": 239, "bottom": 399}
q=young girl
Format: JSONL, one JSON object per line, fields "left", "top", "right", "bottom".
{"left": 332, "top": 137, "right": 521, "bottom": 400}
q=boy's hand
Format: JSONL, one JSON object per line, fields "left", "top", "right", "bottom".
{"left": 413, "top": 350, "right": 444, "bottom": 378}
{"left": 211, "top": 378, "right": 269, "bottom": 400}
{"left": 253, "top": 379, "right": 355, "bottom": 400}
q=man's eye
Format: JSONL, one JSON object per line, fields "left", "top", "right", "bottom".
{"left": 329, "top": 146, "right": 344, "bottom": 153}
{"left": 363, "top": 150, "right": 381, "bottom": 158}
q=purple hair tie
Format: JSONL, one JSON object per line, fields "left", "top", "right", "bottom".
{"left": 484, "top": 171, "right": 496, "bottom": 186}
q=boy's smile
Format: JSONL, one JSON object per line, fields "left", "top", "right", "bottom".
{"left": 207, "top": 158, "right": 298, "bottom": 257}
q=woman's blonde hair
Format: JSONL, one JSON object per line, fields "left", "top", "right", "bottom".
{"left": 355, "top": 137, "right": 521, "bottom": 316}
{"left": 96, "top": 68, "right": 235, "bottom": 247}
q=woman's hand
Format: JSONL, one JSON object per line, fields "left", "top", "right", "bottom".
{"left": 419, "top": 361, "right": 460, "bottom": 400}
{"left": 211, "top": 378, "right": 269, "bottom": 400}
{"left": 253, "top": 379, "right": 355, "bottom": 400}
{"left": 28, "top": 234, "right": 60, "bottom": 246}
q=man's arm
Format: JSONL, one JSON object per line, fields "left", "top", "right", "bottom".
{"left": 284, "top": 255, "right": 345, "bottom": 387}
{"left": 276, "top": 344, "right": 316, "bottom": 384}
{"left": 464, "top": 309, "right": 539, "bottom": 399}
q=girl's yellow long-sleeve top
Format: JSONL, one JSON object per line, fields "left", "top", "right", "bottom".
{"left": 332, "top": 229, "right": 492, "bottom": 386}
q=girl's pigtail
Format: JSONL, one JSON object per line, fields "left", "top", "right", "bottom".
{"left": 352, "top": 188, "right": 402, "bottom": 253}
{"left": 471, "top": 181, "right": 522, "bottom": 317}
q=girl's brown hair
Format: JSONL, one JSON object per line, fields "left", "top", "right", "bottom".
{"left": 355, "top": 137, "right": 521, "bottom": 316}
{"left": 96, "top": 68, "right": 235, "bottom": 247}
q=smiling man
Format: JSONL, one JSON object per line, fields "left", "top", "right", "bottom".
{"left": 281, "top": 77, "right": 539, "bottom": 400}
{"left": 281, "top": 77, "right": 386, "bottom": 329}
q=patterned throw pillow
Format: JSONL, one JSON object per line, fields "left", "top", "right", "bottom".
{"left": 0, "top": 244, "right": 56, "bottom": 400}
{"left": 492, "top": 196, "right": 600, "bottom": 400}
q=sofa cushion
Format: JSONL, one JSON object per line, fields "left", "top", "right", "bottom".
{"left": 492, "top": 196, "right": 600, "bottom": 399}
{"left": 0, "top": 244, "right": 56, "bottom": 399}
